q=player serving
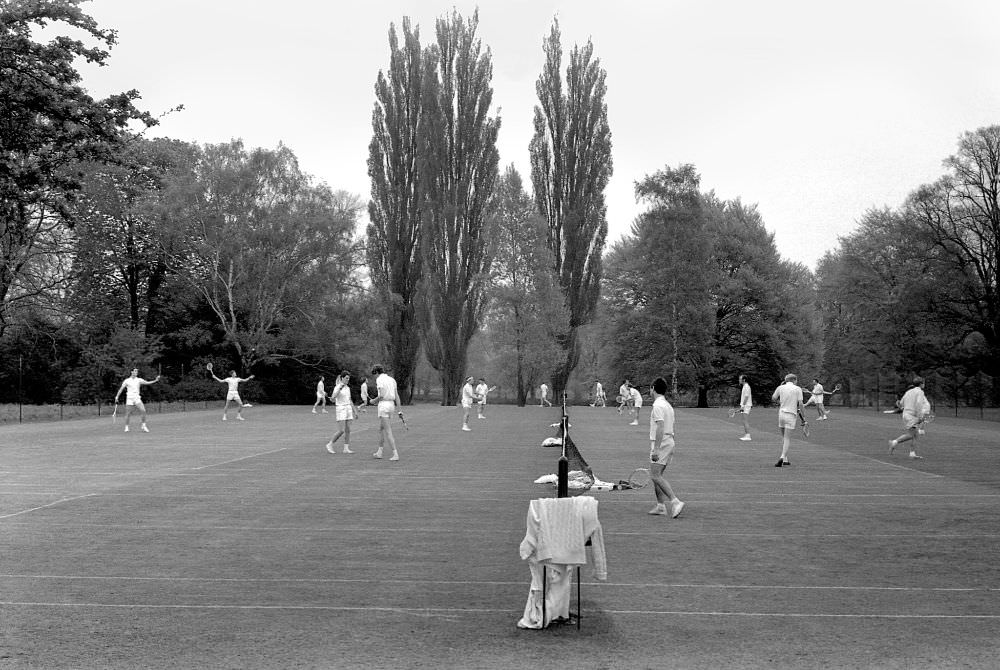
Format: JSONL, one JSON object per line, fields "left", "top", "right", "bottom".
{"left": 114, "top": 368, "right": 161, "bottom": 433}
{"left": 209, "top": 363, "right": 255, "bottom": 421}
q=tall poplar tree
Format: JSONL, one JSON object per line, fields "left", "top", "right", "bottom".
{"left": 529, "top": 19, "right": 612, "bottom": 394}
{"left": 367, "top": 19, "right": 426, "bottom": 403}
{"left": 417, "top": 9, "right": 500, "bottom": 405}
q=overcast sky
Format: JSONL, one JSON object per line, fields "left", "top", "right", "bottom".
{"left": 74, "top": 0, "right": 1000, "bottom": 269}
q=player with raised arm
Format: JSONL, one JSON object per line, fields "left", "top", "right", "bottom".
{"left": 370, "top": 364, "right": 401, "bottom": 461}
{"left": 325, "top": 371, "right": 355, "bottom": 454}
{"left": 210, "top": 366, "right": 255, "bottom": 421}
{"left": 888, "top": 376, "right": 933, "bottom": 459}
{"left": 114, "top": 368, "right": 160, "bottom": 433}
{"left": 475, "top": 378, "right": 495, "bottom": 419}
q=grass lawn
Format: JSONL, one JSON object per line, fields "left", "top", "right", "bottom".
{"left": 1, "top": 403, "right": 998, "bottom": 669}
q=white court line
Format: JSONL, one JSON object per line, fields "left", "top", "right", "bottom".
{"left": 3, "top": 575, "right": 997, "bottom": 592}
{"left": 192, "top": 448, "right": 289, "bottom": 470}
{"left": 0, "top": 521, "right": 995, "bottom": 539}
{"left": 0, "top": 493, "right": 98, "bottom": 520}
{"left": 0, "top": 601, "right": 997, "bottom": 619}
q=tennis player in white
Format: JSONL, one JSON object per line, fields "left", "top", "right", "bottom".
{"left": 803, "top": 378, "right": 829, "bottom": 420}
{"left": 370, "top": 364, "right": 401, "bottom": 461}
{"left": 475, "top": 378, "right": 490, "bottom": 419}
{"left": 629, "top": 385, "right": 643, "bottom": 425}
{"left": 461, "top": 376, "right": 476, "bottom": 431}
{"left": 325, "top": 371, "right": 355, "bottom": 454}
{"left": 647, "top": 377, "right": 684, "bottom": 518}
{"left": 771, "top": 373, "right": 804, "bottom": 467}
{"left": 313, "top": 376, "right": 328, "bottom": 413}
{"left": 211, "top": 369, "right": 255, "bottom": 421}
{"left": 115, "top": 368, "right": 160, "bottom": 432}
{"left": 738, "top": 375, "right": 753, "bottom": 441}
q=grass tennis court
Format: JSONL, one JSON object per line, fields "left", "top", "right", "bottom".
{"left": 2, "top": 404, "right": 998, "bottom": 669}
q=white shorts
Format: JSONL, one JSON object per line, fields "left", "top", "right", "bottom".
{"left": 316, "top": 391, "right": 326, "bottom": 400}
{"left": 378, "top": 401, "right": 395, "bottom": 418}
{"left": 633, "top": 397, "right": 643, "bottom": 409}
{"left": 227, "top": 392, "right": 241, "bottom": 403}
{"left": 650, "top": 436, "right": 675, "bottom": 465}
{"left": 126, "top": 399, "right": 144, "bottom": 409}
{"left": 778, "top": 411, "right": 797, "bottom": 429}
{"left": 462, "top": 400, "right": 473, "bottom": 409}
{"left": 335, "top": 404, "right": 353, "bottom": 421}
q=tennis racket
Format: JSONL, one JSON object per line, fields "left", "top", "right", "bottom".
{"left": 205, "top": 362, "right": 214, "bottom": 374}
{"left": 398, "top": 411, "right": 408, "bottom": 429}
{"left": 797, "top": 409, "right": 810, "bottom": 437}
{"left": 830, "top": 383, "right": 842, "bottom": 394}
{"left": 728, "top": 407, "right": 742, "bottom": 418}
{"left": 628, "top": 468, "right": 651, "bottom": 489}
{"left": 112, "top": 402, "right": 119, "bottom": 424}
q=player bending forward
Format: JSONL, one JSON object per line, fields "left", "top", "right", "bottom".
{"left": 888, "top": 376, "right": 932, "bottom": 460}
{"left": 115, "top": 368, "right": 160, "bottom": 433}
{"left": 212, "top": 369, "right": 255, "bottom": 421}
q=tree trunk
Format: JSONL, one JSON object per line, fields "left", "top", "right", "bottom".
{"left": 697, "top": 385, "right": 708, "bottom": 408}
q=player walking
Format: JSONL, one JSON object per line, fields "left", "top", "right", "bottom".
{"left": 211, "top": 369, "right": 255, "bottom": 421}
{"left": 370, "top": 364, "right": 401, "bottom": 461}
{"left": 313, "top": 376, "right": 328, "bottom": 413}
{"left": 888, "top": 376, "right": 932, "bottom": 459}
{"left": 114, "top": 368, "right": 160, "bottom": 433}
{"left": 646, "top": 377, "right": 684, "bottom": 518}
{"left": 771, "top": 373, "right": 804, "bottom": 467}
{"left": 539, "top": 382, "right": 553, "bottom": 407}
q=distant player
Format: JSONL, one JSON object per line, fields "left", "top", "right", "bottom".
{"left": 325, "top": 371, "right": 355, "bottom": 454}
{"left": 803, "top": 378, "right": 829, "bottom": 420}
{"left": 475, "top": 378, "right": 490, "bottom": 419}
{"left": 591, "top": 380, "right": 606, "bottom": 407}
{"left": 539, "top": 382, "right": 552, "bottom": 407}
{"left": 370, "top": 364, "right": 401, "bottom": 461}
{"left": 771, "top": 373, "right": 804, "bottom": 467}
{"left": 629, "top": 385, "right": 643, "bottom": 426}
{"left": 114, "top": 368, "right": 160, "bottom": 433}
{"left": 359, "top": 377, "right": 369, "bottom": 413}
{"left": 646, "top": 377, "right": 684, "bottom": 518}
{"left": 888, "top": 376, "right": 932, "bottom": 460}
{"left": 738, "top": 374, "right": 753, "bottom": 441}
{"left": 461, "top": 376, "right": 476, "bottom": 431}
{"left": 313, "top": 376, "right": 328, "bottom": 414}
{"left": 617, "top": 379, "right": 631, "bottom": 415}
{"left": 211, "top": 369, "right": 255, "bottom": 421}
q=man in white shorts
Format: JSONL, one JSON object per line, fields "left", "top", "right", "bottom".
{"left": 629, "top": 384, "right": 643, "bottom": 426}
{"left": 617, "top": 380, "right": 630, "bottom": 415}
{"left": 211, "top": 369, "right": 255, "bottom": 421}
{"left": 475, "top": 377, "right": 490, "bottom": 419}
{"left": 461, "top": 376, "right": 476, "bottom": 431}
{"left": 888, "top": 376, "right": 932, "bottom": 459}
{"left": 325, "top": 371, "right": 355, "bottom": 454}
{"left": 771, "top": 373, "right": 804, "bottom": 467}
{"left": 539, "top": 382, "right": 552, "bottom": 407}
{"left": 738, "top": 374, "right": 753, "bottom": 441}
{"left": 803, "top": 378, "right": 829, "bottom": 420}
{"left": 647, "top": 377, "right": 684, "bottom": 518}
{"left": 115, "top": 368, "right": 161, "bottom": 432}
{"left": 370, "top": 364, "right": 401, "bottom": 461}
{"left": 313, "top": 376, "right": 328, "bottom": 413}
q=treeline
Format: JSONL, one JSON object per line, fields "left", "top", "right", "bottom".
{"left": 2, "top": 2, "right": 997, "bottom": 409}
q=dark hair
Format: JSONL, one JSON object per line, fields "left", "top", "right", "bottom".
{"left": 912, "top": 375, "right": 924, "bottom": 386}
{"left": 652, "top": 377, "right": 668, "bottom": 395}
{"left": 340, "top": 370, "right": 351, "bottom": 378}
{"left": 371, "top": 364, "right": 384, "bottom": 375}
{"left": 739, "top": 374, "right": 747, "bottom": 385}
